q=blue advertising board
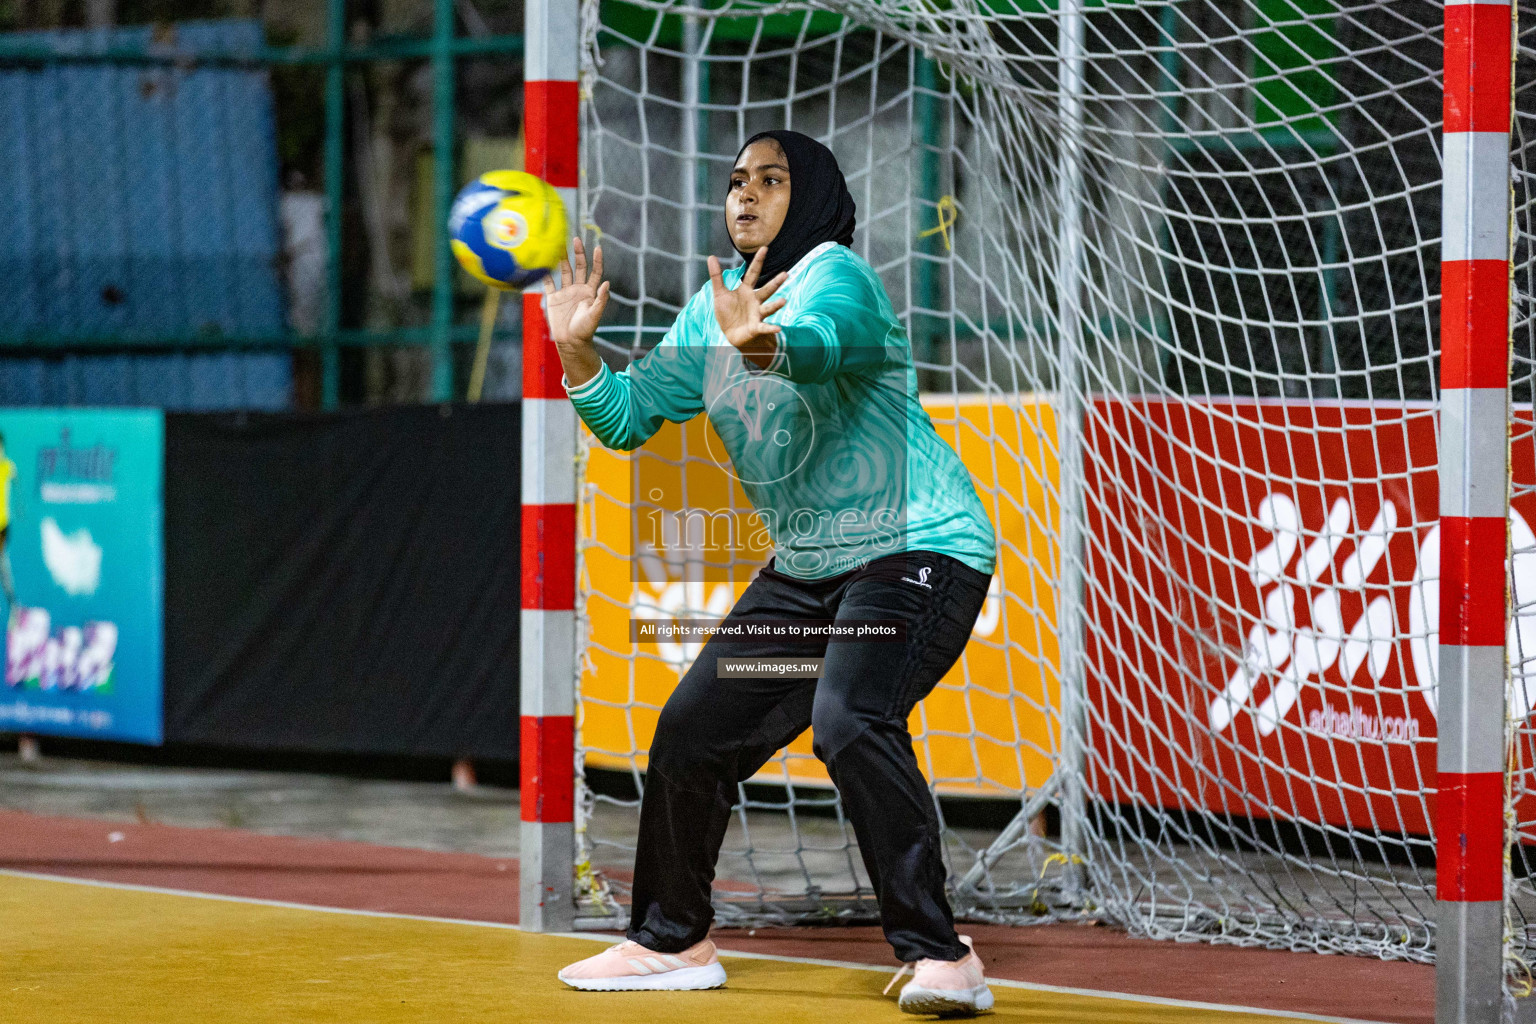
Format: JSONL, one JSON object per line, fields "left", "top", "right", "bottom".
{"left": 0, "top": 410, "right": 163, "bottom": 744}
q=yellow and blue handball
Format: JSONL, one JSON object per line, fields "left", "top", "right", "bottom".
{"left": 448, "top": 170, "right": 568, "bottom": 290}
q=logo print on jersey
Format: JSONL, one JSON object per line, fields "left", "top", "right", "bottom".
{"left": 902, "top": 566, "right": 932, "bottom": 588}
{"left": 704, "top": 373, "right": 815, "bottom": 487}
{"left": 723, "top": 380, "right": 772, "bottom": 443}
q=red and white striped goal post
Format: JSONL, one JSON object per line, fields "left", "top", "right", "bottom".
{"left": 1437, "top": 0, "right": 1514, "bottom": 1019}
{"left": 521, "top": 0, "right": 580, "bottom": 934}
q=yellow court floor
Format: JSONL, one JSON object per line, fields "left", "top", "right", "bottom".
{"left": 1, "top": 873, "right": 1362, "bottom": 1024}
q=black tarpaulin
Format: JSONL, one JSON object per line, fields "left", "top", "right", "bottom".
{"left": 163, "top": 404, "right": 520, "bottom": 759}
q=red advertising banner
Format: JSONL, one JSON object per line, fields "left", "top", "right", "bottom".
{"left": 1084, "top": 398, "right": 1535, "bottom": 836}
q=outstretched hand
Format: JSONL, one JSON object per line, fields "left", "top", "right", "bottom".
{"left": 545, "top": 237, "right": 610, "bottom": 351}
{"left": 708, "top": 247, "right": 789, "bottom": 367}
{"left": 544, "top": 237, "right": 608, "bottom": 388}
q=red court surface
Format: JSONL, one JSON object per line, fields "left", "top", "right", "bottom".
{"left": 0, "top": 809, "right": 1433, "bottom": 1023}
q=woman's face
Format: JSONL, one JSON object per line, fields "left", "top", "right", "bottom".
{"left": 726, "top": 139, "right": 790, "bottom": 255}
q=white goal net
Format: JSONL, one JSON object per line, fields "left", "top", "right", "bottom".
{"left": 570, "top": 0, "right": 1536, "bottom": 983}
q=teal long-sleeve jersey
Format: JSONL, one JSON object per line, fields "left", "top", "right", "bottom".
{"left": 565, "top": 241, "right": 997, "bottom": 580}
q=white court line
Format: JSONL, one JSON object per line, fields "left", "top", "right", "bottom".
{"left": 0, "top": 868, "right": 1393, "bottom": 1024}
{"left": 701, "top": 945, "right": 1397, "bottom": 1024}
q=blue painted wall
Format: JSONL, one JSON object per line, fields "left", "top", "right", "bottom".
{"left": 0, "top": 20, "right": 291, "bottom": 410}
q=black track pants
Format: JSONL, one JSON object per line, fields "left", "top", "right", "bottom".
{"left": 626, "top": 550, "right": 992, "bottom": 963}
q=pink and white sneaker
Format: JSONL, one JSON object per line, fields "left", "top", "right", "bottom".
{"left": 888, "top": 935, "right": 994, "bottom": 1016}
{"left": 557, "top": 937, "right": 727, "bottom": 992}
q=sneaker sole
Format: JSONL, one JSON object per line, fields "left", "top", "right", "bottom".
{"left": 898, "top": 983, "right": 995, "bottom": 1016}
{"left": 558, "top": 962, "right": 727, "bottom": 992}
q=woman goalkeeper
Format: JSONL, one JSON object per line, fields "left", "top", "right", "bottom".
{"left": 550, "top": 130, "right": 997, "bottom": 1017}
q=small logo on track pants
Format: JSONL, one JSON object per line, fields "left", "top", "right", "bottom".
{"left": 902, "top": 566, "right": 933, "bottom": 588}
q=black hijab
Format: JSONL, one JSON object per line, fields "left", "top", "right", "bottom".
{"left": 728, "top": 129, "right": 857, "bottom": 280}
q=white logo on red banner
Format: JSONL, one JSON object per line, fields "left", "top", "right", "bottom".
{"left": 1209, "top": 492, "right": 1536, "bottom": 737}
